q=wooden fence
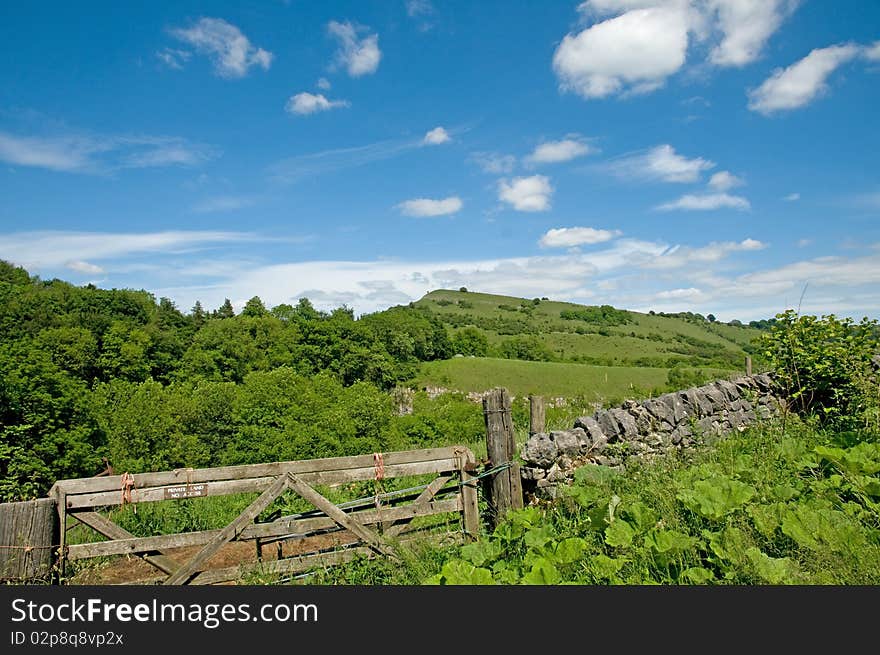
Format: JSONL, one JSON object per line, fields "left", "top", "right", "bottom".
{"left": 0, "top": 387, "right": 528, "bottom": 584}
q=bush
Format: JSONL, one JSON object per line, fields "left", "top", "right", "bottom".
{"left": 757, "top": 310, "right": 879, "bottom": 429}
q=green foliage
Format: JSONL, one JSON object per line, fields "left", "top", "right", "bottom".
{"left": 677, "top": 476, "right": 756, "bottom": 520}
{"left": 757, "top": 309, "right": 879, "bottom": 427}
{"left": 560, "top": 305, "right": 631, "bottom": 326}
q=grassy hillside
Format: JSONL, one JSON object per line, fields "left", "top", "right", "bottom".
{"left": 415, "top": 357, "right": 731, "bottom": 402}
{"left": 410, "top": 289, "right": 761, "bottom": 398}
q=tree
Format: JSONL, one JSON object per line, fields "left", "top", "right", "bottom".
{"left": 242, "top": 296, "right": 267, "bottom": 317}
{"left": 191, "top": 301, "right": 206, "bottom": 328}
{"left": 214, "top": 298, "right": 235, "bottom": 319}
{"left": 707, "top": 314, "right": 717, "bottom": 323}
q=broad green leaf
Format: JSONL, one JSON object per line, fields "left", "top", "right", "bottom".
{"left": 522, "top": 558, "right": 561, "bottom": 585}
{"left": 745, "top": 547, "right": 798, "bottom": 585}
{"left": 605, "top": 519, "right": 635, "bottom": 548}
{"left": 679, "top": 567, "right": 715, "bottom": 584}
{"left": 590, "top": 554, "right": 626, "bottom": 580}
{"left": 644, "top": 529, "right": 697, "bottom": 554}
{"left": 677, "top": 476, "right": 756, "bottom": 520}
{"left": 524, "top": 524, "right": 556, "bottom": 549}
{"left": 622, "top": 501, "right": 658, "bottom": 533}
{"left": 747, "top": 503, "right": 786, "bottom": 539}
{"left": 460, "top": 540, "right": 502, "bottom": 567}
{"left": 769, "top": 485, "right": 800, "bottom": 502}
{"left": 781, "top": 505, "right": 862, "bottom": 553}
{"left": 435, "top": 560, "right": 496, "bottom": 585}
{"left": 553, "top": 537, "right": 588, "bottom": 565}
{"left": 561, "top": 484, "right": 605, "bottom": 508}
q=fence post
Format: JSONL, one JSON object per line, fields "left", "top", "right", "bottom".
{"left": 483, "top": 388, "right": 523, "bottom": 527}
{"left": 529, "top": 395, "right": 545, "bottom": 436}
{"left": 0, "top": 498, "right": 58, "bottom": 583}
{"left": 745, "top": 356, "right": 753, "bottom": 376}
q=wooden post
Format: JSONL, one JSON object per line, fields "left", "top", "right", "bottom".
{"left": 483, "top": 388, "right": 523, "bottom": 527}
{"left": 0, "top": 498, "right": 58, "bottom": 582}
{"left": 458, "top": 450, "right": 480, "bottom": 538}
{"left": 529, "top": 395, "right": 545, "bottom": 436}
{"left": 745, "top": 356, "right": 753, "bottom": 376}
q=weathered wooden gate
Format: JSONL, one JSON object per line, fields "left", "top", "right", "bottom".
{"left": 51, "top": 446, "right": 479, "bottom": 585}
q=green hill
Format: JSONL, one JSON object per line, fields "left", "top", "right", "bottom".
{"left": 409, "top": 288, "right": 761, "bottom": 398}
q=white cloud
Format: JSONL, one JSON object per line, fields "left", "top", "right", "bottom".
{"left": 193, "top": 195, "right": 255, "bottom": 213}
{"left": 784, "top": 192, "right": 801, "bottom": 201}
{"left": 65, "top": 260, "right": 104, "bottom": 275}
{"left": 748, "top": 43, "right": 861, "bottom": 114}
{"left": 497, "top": 175, "right": 554, "bottom": 212}
{"left": 396, "top": 196, "right": 463, "bottom": 217}
{"left": 645, "top": 238, "right": 765, "bottom": 269}
{"left": 707, "top": 0, "right": 801, "bottom": 67}
{"left": 423, "top": 127, "right": 451, "bottom": 145}
{"left": 316, "top": 77, "right": 331, "bottom": 90}
{"left": 269, "top": 136, "right": 424, "bottom": 184}
{"left": 865, "top": 41, "right": 880, "bottom": 61}
{"left": 170, "top": 17, "right": 273, "bottom": 78}
{"left": 553, "top": 5, "right": 692, "bottom": 98}
{"left": 0, "top": 231, "right": 254, "bottom": 272}
{"left": 557, "top": 1, "right": 799, "bottom": 99}
{"left": 708, "top": 170, "right": 744, "bottom": 191}
{"left": 470, "top": 152, "right": 516, "bottom": 174}
{"left": 156, "top": 48, "right": 192, "bottom": 70}
{"left": 539, "top": 227, "right": 622, "bottom": 248}
{"left": 656, "top": 286, "right": 703, "bottom": 300}
{"left": 607, "top": 144, "right": 715, "bottom": 183}
{"left": 285, "top": 92, "right": 350, "bottom": 115}
{"left": 327, "top": 21, "right": 381, "bottom": 77}
{"left": 0, "top": 131, "right": 217, "bottom": 174}
{"left": 797, "top": 238, "right": 811, "bottom": 247}
{"left": 656, "top": 192, "right": 751, "bottom": 211}
{"left": 525, "top": 137, "right": 593, "bottom": 165}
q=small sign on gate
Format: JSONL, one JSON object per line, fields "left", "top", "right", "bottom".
{"left": 163, "top": 484, "right": 208, "bottom": 500}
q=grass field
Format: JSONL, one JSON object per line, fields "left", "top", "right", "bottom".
{"left": 414, "top": 289, "right": 761, "bottom": 369}
{"left": 415, "top": 357, "right": 733, "bottom": 402}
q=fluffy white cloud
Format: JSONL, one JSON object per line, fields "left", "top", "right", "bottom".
{"left": 708, "top": 170, "right": 744, "bottom": 191}
{"left": 316, "top": 77, "right": 331, "bottom": 90}
{"left": 328, "top": 21, "right": 381, "bottom": 77}
{"left": 423, "top": 127, "right": 451, "bottom": 145}
{"left": 748, "top": 43, "right": 861, "bottom": 114}
{"left": 865, "top": 41, "right": 880, "bottom": 61}
{"left": 557, "top": 1, "right": 799, "bottom": 99}
{"left": 785, "top": 192, "right": 801, "bottom": 201}
{"left": 608, "top": 144, "right": 715, "bottom": 183}
{"left": 0, "top": 131, "right": 216, "bottom": 174}
{"left": 498, "top": 176, "right": 554, "bottom": 212}
{"left": 707, "top": 0, "right": 801, "bottom": 67}
{"left": 406, "top": 0, "right": 434, "bottom": 17}
{"left": 65, "top": 260, "right": 104, "bottom": 275}
{"left": 656, "top": 192, "right": 751, "bottom": 211}
{"left": 285, "top": 92, "right": 350, "bottom": 115}
{"left": 553, "top": 5, "right": 691, "bottom": 98}
{"left": 170, "top": 18, "right": 272, "bottom": 78}
{"left": 656, "top": 286, "right": 703, "bottom": 300}
{"left": 539, "top": 227, "right": 622, "bottom": 248}
{"left": 525, "top": 137, "right": 593, "bottom": 165}
{"left": 470, "top": 152, "right": 516, "bottom": 174}
{"left": 396, "top": 196, "right": 463, "bottom": 217}
{"left": 645, "top": 238, "right": 765, "bottom": 269}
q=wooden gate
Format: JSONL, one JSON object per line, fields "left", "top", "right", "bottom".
{"left": 51, "top": 446, "right": 479, "bottom": 585}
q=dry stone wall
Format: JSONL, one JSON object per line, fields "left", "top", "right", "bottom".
{"left": 521, "top": 373, "right": 783, "bottom": 498}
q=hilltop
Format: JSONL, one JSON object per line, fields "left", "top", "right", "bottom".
{"left": 406, "top": 288, "right": 762, "bottom": 399}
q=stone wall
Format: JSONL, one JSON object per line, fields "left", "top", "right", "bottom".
{"left": 521, "top": 373, "right": 783, "bottom": 498}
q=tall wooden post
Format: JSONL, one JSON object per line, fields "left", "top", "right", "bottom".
{"left": 745, "top": 356, "right": 753, "bottom": 376}
{"left": 529, "top": 395, "right": 545, "bottom": 436}
{"left": 483, "top": 388, "right": 523, "bottom": 527}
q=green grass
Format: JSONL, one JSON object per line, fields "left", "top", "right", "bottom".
{"left": 415, "top": 289, "right": 762, "bottom": 370}
{"left": 415, "top": 356, "right": 732, "bottom": 402}
{"left": 299, "top": 417, "right": 880, "bottom": 585}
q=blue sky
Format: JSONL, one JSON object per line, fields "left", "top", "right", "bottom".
{"left": 1, "top": 0, "right": 878, "bottom": 321}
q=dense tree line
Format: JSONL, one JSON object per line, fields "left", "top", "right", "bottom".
{"left": 0, "top": 261, "right": 456, "bottom": 500}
